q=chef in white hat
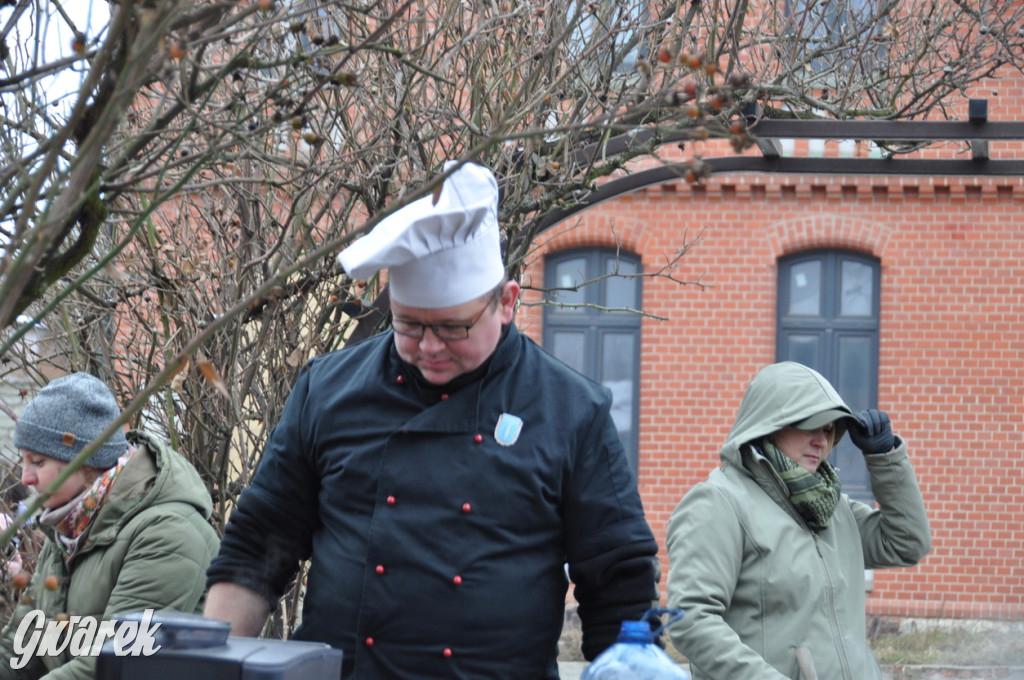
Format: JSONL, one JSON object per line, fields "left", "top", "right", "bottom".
{"left": 338, "top": 160, "right": 518, "bottom": 385}
{"left": 205, "top": 160, "right": 659, "bottom": 680}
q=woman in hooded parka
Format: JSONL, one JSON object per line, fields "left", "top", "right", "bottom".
{"left": 665, "top": 361, "right": 930, "bottom": 680}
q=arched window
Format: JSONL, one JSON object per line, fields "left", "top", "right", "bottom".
{"left": 543, "top": 249, "right": 642, "bottom": 471}
{"left": 777, "top": 249, "right": 880, "bottom": 502}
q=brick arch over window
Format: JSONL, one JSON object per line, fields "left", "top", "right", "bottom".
{"left": 521, "top": 216, "right": 650, "bottom": 328}
{"left": 531, "top": 216, "right": 651, "bottom": 257}
{"left": 762, "top": 214, "right": 895, "bottom": 260}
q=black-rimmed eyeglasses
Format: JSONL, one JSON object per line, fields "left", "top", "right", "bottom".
{"left": 391, "top": 298, "right": 495, "bottom": 341}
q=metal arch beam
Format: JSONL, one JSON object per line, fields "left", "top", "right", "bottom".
{"left": 571, "top": 117, "right": 1024, "bottom": 166}
{"left": 535, "top": 155, "right": 1024, "bottom": 233}
{"left": 550, "top": 101, "right": 1024, "bottom": 232}
{"left": 746, "top": 119, "right": 1024, "bottom": 142}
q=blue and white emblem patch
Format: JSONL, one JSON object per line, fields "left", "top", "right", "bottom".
{"left": 494, "top": 413, "right": 523, "bottom": 447}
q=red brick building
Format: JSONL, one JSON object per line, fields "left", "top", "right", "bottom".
{"left": 516, "top": 86, "right": 1024, "bottom": 622}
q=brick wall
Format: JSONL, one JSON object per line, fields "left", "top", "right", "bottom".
{"left": 518, "top": 168, "right": 1024, "bottom": 621}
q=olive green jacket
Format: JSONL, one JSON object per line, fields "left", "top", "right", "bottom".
{"left": 666, "top": 362, "right": 931, "bottom": 680}
{"left": 0, "top": 431, "right": 220, "bottom": 680}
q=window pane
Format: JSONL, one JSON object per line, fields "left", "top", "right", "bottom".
{"left": 785, "top": 333, "right": 821, "bottom": 368}
{"left": 550, "top": 257, "right": 587, "bottom": 308}
{"left": 602, "top": 333, "right": 635, "bottom": 436}
{"left": 571, "top": 0, "right": 646, "bottom": 74}
{"left": 604, "top": 257, "right": 639, "bottom": 309}
{"left": 789, "top": 0, "right": 874, "bottom": 75}
{"left": 788, "top": 261, "right": 821, "bottom": 315}
{"left": 840, "top": 260, "right": 873, "bottom": 316}
{"left": 836, "top": 335, "right": 871, "bottom": 408}
{"left": 551, "top": 331, "right": 586, "bottom": 374}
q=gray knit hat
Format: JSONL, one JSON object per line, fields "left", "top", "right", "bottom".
{"left": 13, "top": 373, "right": 127, "bottom": 469}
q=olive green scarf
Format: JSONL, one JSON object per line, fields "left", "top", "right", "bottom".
{"left": 760, "top": 439, "right": 841, "bottom": 531}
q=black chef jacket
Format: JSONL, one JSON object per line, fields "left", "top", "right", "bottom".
{"left": 208, "top": 324, "right": 659, "bottom": 679}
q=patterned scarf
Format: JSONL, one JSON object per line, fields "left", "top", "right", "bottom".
{"left": 760, "top": 439, "right": 840, "bottom": 531}
{"left": 41, "top": 448, "right": 133, "bottom": 559}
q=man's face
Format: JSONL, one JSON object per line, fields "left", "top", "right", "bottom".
{"left": 391, "top": 281, "right": 519, "bottom": 385}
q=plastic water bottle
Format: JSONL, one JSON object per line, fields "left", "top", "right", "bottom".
{"left": 581, "top": 609, "right": 690, "bottom": 680}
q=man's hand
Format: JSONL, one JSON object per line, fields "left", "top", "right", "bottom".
{"left": 848, "top": 409, "right": 894, "bottom": 454}
{"left": 203, "top": 582, "right": 272, "bottom": 637}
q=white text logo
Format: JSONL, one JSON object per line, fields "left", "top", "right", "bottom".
{"left": 10, "top": 609, "right": 162, "bottom": 669}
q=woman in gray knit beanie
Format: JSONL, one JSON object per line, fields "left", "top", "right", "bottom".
{"left": 1, "top": 372, "right": 220, "bottom": 678}
{"left": 13, "top": 372, "right": 127, "bottom": 510}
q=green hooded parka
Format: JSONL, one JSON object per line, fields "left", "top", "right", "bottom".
{"left": 666, "top": 362, "right": 930, "bottom": 680}
{"left": 0, "top": 431, "right": 220, "bottom": 680}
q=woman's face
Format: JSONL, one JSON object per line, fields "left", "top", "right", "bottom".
{"left": 772, "top": 424, "right": 835, "bottom": 474}
{"left": 20, "top": 450, "right": 94, "bottom": 509}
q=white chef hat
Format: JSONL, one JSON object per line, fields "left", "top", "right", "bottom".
{"left": 337, "top": 161, "right": 504, "bottom": 309}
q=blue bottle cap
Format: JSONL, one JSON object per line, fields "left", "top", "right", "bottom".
{"left": 618, "top": 620, "right": 654, "bottom": 643}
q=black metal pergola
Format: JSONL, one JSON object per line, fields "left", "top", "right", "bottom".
{"left": 535, "top": 99, "right": 1024, "bottom": 232}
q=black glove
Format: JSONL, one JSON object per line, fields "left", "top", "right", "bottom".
{"left": 848, "top": 408, "right": 894, "bottom": 454}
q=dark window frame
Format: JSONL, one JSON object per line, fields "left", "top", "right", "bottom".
{"left": 543, "top": 248, "right": 643, "bottom": 472}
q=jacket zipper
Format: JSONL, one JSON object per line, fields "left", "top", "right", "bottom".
{"left": 814, "top": 532, "right": 854, "bottom": 680}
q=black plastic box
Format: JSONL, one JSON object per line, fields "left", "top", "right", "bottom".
{"left": 95, "top": 613, "right": 342, "bottom": 680}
